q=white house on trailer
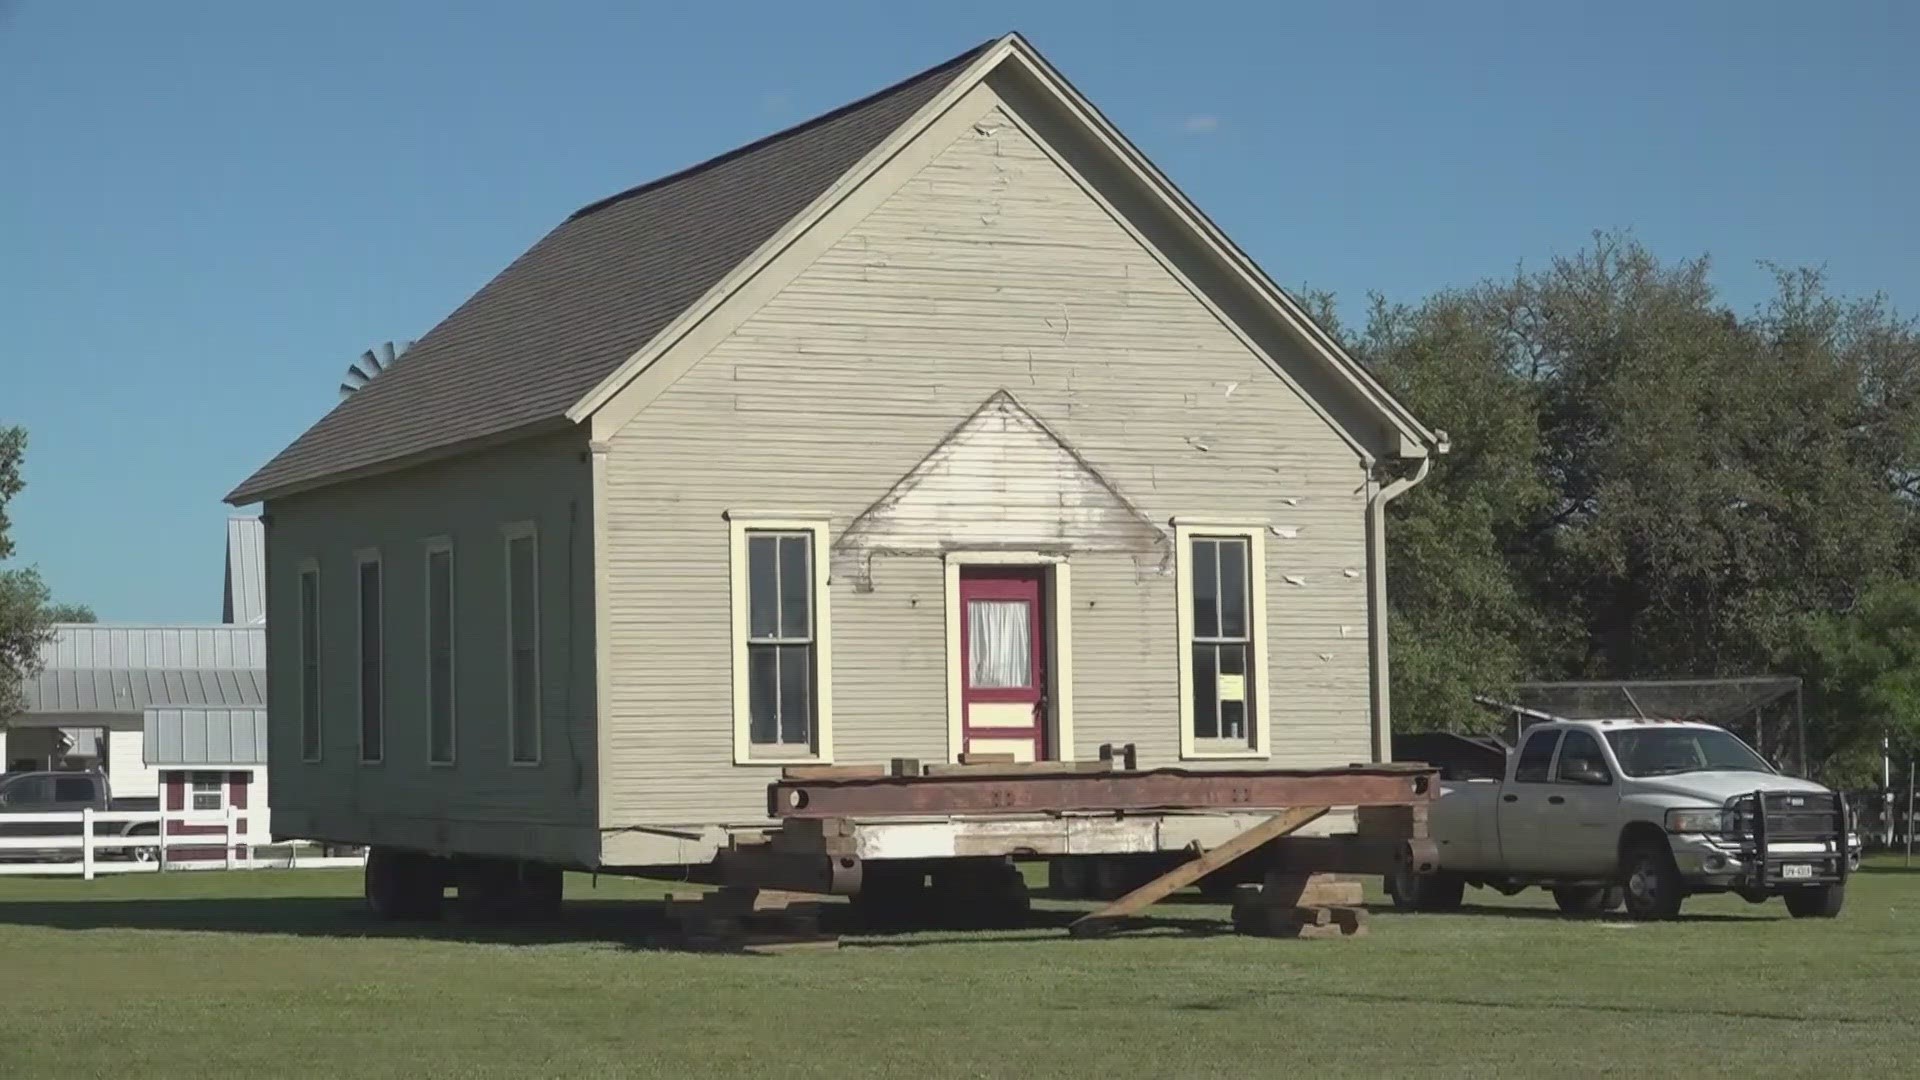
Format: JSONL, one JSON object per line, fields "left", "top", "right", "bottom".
{"left": 227, "top": 34, "right": 1443, "bottom": 913}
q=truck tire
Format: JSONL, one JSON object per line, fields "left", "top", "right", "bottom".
{"left": 1783, "top": 884, "right": 1845, "bottom": 919}
{"left": 1551, "top": 885, "right": 1623, "bottom": 917}
{"left": 1620, "top": 841, "right": 1684, "bottom": 921}
{"left": 1388, "top": 865, "right": 1465, "bottom": 912}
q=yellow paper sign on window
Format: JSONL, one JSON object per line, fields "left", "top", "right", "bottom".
{"left": 1217, "top": 673, "right": 1246, "bottom": 703}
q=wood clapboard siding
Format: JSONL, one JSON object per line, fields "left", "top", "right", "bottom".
{"left": 263, "top": 432, "right": 598, "bottom": 851}
{"left": 600, "top": 95, "right": 1376, "bottom": 826}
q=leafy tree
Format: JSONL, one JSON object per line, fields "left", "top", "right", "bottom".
{"left": 1, "top": 428, "right": 93, "bottom": 714}
{"left": 1790, "top": 577, "right": 1920, "bottom": 784}
{"left": 1320, "top": 233, "right": 1920, "bottom": 769}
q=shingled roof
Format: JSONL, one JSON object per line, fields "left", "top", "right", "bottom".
{"left": 228, "top": 39, "right": 994, "bottom": 504}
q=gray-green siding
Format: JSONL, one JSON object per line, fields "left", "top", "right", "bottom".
{"left": 262, "top": 432, "right": 598, "bottom": 862}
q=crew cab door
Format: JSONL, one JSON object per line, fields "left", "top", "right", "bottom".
{"left": 1495, "top": 729, "right": 1561, "bottom": 871}
{"left": 1541, "top": 730, "right": 1620, "bottom": 877}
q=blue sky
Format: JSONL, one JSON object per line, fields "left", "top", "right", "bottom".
{"left": 2, "top": 1, "right": 1914, "bottom": 621}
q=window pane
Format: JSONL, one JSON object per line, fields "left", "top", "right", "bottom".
{"left": 1191, "top": 539, "right": 1218, "bottom": 637}
{"left": 508, "top": 537, "right": 537, "bottom": 641}
{"left": 777, "top": 643, "right": 812, "bottom": 746}
{"left": 1191, "top": 644, "right": 1218, "bottom": 739}
{"left": 428, "top": 550, "right": 454, "bottom": 762}
{"left": 299, "top": 570, "right": 321, "bottom": 760}
{"left": 778, "top": 535, "right": 811, "bottom": 639}
{"left": 511, "top": 648, "right": 538, "bottom": 760}
{"left": 1556, "top": 731, "right": 1609, "bottom": 783}
{"left": 1513, "top": 732, "right": 1558, "bottom": 783}
{"left": 358, "top": 561, "right": 382, "bottom": 761}
{"left": 747, "top": 535, "right": 778, "bottom": 639}
{"left": 1217, "top": 644, "right": 1248, "bottom": 740}
{"left": 748, "top": 644, "right": 778, "bottom": 745}
{"left": 1217, "top": 538, "right": 1248, "bottom": 639}
{"left": 54, "top": 776, "right": 95, "bottom": 803}
{"left": 967, "top": 600, "right": 1032, "bottom": 688}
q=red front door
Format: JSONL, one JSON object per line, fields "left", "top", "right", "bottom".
{"left": 959, "top": 567, "right": 1047, "bottom": 762}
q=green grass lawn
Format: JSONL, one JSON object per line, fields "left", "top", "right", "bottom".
{"left": 1, "top": 860, "right": 1915, "bottom": 1079}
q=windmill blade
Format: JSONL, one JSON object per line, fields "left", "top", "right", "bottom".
{"left": 380, "top": 341, "right": 398, "bottom": 367}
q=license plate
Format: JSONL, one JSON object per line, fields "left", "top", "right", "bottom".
{"left": 1782, "top": 864, "right": 1814, "bottom": 880}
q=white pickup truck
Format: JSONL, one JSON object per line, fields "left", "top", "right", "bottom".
{"left": 1389, "top": 719, "right": 1860, "bottom": 920}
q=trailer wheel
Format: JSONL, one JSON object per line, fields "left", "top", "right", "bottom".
{"left": 1388, "top": 865, "right": 1464, "bottom": 912}
{"left": 1783, "top": 884, "right": 1845, "bottom": 919}
{"left": 1619, "top": 841, "right": 1684, "bottom": 921}
{"left": 1551, "top": 885, "right": 1623, "bottom": 917}
{"left": 365, "top": 849, "right": 446, "bottom": 922}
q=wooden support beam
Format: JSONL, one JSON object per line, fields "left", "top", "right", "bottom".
{"left": 1069, "top": 806, "right": 1328, "bottom": 937}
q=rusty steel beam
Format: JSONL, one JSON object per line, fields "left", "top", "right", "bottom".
{"left": 767, "top": 765, "right": 1436, "bottom": 820}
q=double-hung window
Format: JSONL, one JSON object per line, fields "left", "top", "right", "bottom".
{"left": 425, "top": 538, "right": 456, "bottom": 765}
{"left": 1176, "top": 521, "right": 1269, "bottom": 758}
{"left": 503, "top": 523, "right": 541, "bottom": 766}
{"left": 355, "top": 549, "right": 384, "bottom": 764}
{"left": 190, "top": 772, "right": 225, "bottom": 812}
{"left": 729, "top": 516, "right": 833, "bottom": 763}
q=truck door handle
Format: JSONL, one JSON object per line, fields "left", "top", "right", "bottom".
{"left": 1547, "top": 795, "right": 1566, "bottom": 805}
{"left": 1502, "top": 794, "right": 1518, "bottom": 803}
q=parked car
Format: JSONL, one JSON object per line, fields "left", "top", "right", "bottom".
{"left": 0, "top": 769, "right": 160, "bottom": 862}
{"left": 1390, "top": 719, "right": 1861, "bottom": 920}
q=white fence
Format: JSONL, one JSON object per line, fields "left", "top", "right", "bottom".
{"left": 0, "top": 807, "right": 366, "bottom": 878}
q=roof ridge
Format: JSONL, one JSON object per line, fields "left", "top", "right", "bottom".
{"left": 566, "top": 36, "right": 997, "bottom": 222}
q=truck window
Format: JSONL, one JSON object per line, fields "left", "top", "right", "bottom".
{"left": 1513, "top": 731, "right": 1559, "bottom": 783}
{"left": 53, "top": 776, "right": 96, "bottom": 803}
{"left": 1554, "top": 731, "right": 1611, "bottom": 784}
{"left": 0, "top": 775, "right": 54, "bottom": 806}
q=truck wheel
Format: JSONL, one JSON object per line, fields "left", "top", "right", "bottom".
{"left": 1388, "top": 865, "right": 1464, "bottom": 912}
{"left": 1551, "top": 886, "right": 1623, "bottom": 917}
{"left": 1783, "top": 884, "right": 1845, "bottom": 919}
{"left": 1620, "top": 842, "right": 1684, "bottom": 921}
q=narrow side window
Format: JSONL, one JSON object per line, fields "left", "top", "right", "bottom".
{"left": 355, "top": 549, "right": 384, "bottom": 764}
{"left": 426, "top": 539, "right": 456, "bottom": 765}
{"left": 504, "top": 525, "right": 541, "bottom": 765}
{"left": 297, "top": 561, "right": 322, "bottom": 762}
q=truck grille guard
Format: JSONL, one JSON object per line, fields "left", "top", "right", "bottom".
{"left": 1723, "top": 790, "right": 1851, "bottom": 888}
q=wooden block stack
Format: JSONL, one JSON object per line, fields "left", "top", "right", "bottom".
{"left": 1230, "top": 871, "right": 1369, "bottom": 939}
{"left": 657, "top": 888, "right": 840, "bottom": 954}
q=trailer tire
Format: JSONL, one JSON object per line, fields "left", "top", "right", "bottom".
{"left": 1620, "top": 840, "right": 1684, "bottom": 921}
{"left": 1388, "top": 865, "right": 1464, "bottom": 912}
{"left": 1551, "top": 885, "right": 1623, "bottom": 917}
{"left": 365, "top": 849, "right": 446, "bottom": 922}
{"left": 1783, "top": 884, "right": 1845, "bottom": 919}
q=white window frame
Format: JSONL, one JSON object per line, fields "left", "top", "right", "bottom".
{"left": 189, "top": 771, "right": 227, "bottom": 813}
{"left": 354, "top": 548, "right": 384, "bottom": 765}
{"left": 1175, "top": 519, "right": 1270, "bottom": 760}
{"left": 502, "top": 522, "right": 542, "bottom": 766}
{"left": 726, "top": 513, "right": 834, "bottom": 765}
{"left": 297, "top": 558, "right": 322, "bottom": 763}
{"left": 424, "top": 536, "right": 457, "bottom": 767}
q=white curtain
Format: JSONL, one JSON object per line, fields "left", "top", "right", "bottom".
{"left": 968, "top": 600, "right": 1032, "bottom": 688}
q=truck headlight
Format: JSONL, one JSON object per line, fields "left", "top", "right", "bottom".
{"left": 1665, "top": 808, "right": 1727, "bottom": 834}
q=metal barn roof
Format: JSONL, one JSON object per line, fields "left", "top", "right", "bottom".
{"left": 222, "top": 516, "right": 266, "bottom": 624}
{"left": 144, "top": 708, "right": 269, "bottom": 767}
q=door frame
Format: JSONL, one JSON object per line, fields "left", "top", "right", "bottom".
{"left": 944, "top": 553, "right": 1074, "bottom": 763}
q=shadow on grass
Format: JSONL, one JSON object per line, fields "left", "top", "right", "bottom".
{"left": 0, "top": 894, "right": 1238, "bottom": 952}
{"left": 1383, "top": 901, "right": 1777, "bottom": 924}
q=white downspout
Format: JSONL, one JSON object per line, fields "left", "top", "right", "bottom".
{"left": 1366, "top": 441, "right": 1442, "bottom": 762}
